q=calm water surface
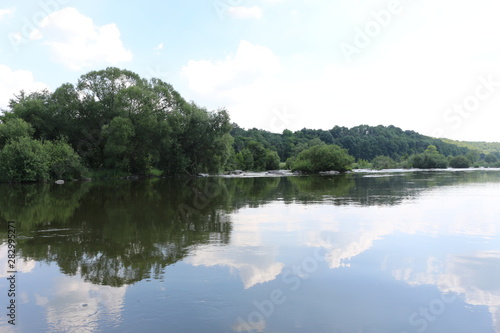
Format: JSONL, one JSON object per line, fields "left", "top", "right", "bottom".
{"left": 1, "top": 169, "right": 500, "bottom": 333}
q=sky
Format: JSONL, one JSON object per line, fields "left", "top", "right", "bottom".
{"left": 0, "top": 0, "right": 499, "bottom": 142}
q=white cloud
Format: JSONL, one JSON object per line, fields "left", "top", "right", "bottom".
{"left": 0, "top": 7, "right": 14, "bottom": 20}
{"left": 181, "top": 0, "right": 500, "bottom": 141}
{"left": 227, "top": 6, "right": 263, "bottom": 20}
{"left": 181, "top": 40, "right": 280, "bottom": 95}
{"left": 0, "top": 65, "right": 49, "bottom": 109}
{"left": 37, "top": 7, "right": 132, "bottom": 70}
{"left": 154, "top": 42, "right": 164, "bottom": 51}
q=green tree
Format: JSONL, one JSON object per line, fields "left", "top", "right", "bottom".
{"left": 449, "top": 155, "right": 471, "bottom": 168}
{"left": 265, "top": 150, "right": 280, "bottom": 170}
{"left": 6, "top": 90, "right": 53, "bottom": 140}
{"left": 485, "top": 153, "right": 498, "bottom": 164}
{"left": 45, "top": 140, "right": 85, "bottom": 179}
{"left": 234, "top": 148, "right": 254, "bottom": 170}
{"left": 102, "top": 116, "right": 135, "bottom": 172}
{"left": 409, "top": 145, "right": 448, "bottom": 169}
{"left": 0, "top": 118, "right": 34, "bottom": 148}
{"left": 466, "top": 150, "right": 481, "bottom": 163}
{"left": 290, "top": 144, "right": 354, "bottom": 173}
{"left": 0, "top": 137, "right": 50, "bottom": 182}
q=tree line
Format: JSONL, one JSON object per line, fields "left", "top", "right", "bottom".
{"left": 1, "top": 67, "right": 499, "bottom": 182}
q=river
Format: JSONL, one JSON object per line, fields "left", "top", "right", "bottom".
{"left": 1, "top": 169, "right": 500, "bottom": 332}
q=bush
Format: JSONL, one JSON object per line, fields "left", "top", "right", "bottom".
{"left": 0, "top": 137, "right": 85, "bottom": 182}
{"left": 352, "top": 159, "right": 373, "bottom": 169}
{"left": 409, "top": 145, "right": 448, "bottom": 169}
{"left": 449, "top": 155, "right": 471, "bottom": 168}
{"left": 0, "top": 118, "right": 34, "bottom": 148}
{"left": 45, "top": 140, "right": 85, "bottom": 179}
{"left": 371, "top": 155, "right": 396, "bottom": 170}
{"left": 0, "top": 137, "right": 50, "bottom": 182}
{"left": 290, "top": 144, "right": 354, "bottom": 173}
{"left": 410, "top": 153, "right": 448, "bottom": 169}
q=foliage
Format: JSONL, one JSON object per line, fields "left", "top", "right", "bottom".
{"left": 290, "top": 144, "right": 354, "bottom": 173}
{"left": 485, "top": 153, "right": 498, "bottom": 164}
{"left": 0, "top": 137, "right": 50, "bottom": 182}
{"left": 45, "top": 140, "right": 85, "bottom": 179}
{"left": 102, "top": 116, "right": 135, "bottom": 172}
{"left": 0, "top": 136, "right": 84, "bottom": 182}
{"left": 232, "top": 124, "right": 472, "bottom": 163}
{"left": 371, "top": 155, "right": 397, "bottom": 170}
{"left": 0, "top": 118, "right": 34, "bottom": 148}
{"left": 232, "top": 140, "right": 280, "bottom": 171}
{"left": 352, "top": 159, "right": 373, "bottom": 169}
{"left": 4, "top": 68, "right": 233, "bottom": 180}
{"left": 3, "top": 67, "right": 498, "bottom": 182}
{"left": 449, "top": 155, "right": 472, "bottom": 168}
{"left": 441, "top": 138, "right": 500, "bottom": 156}
{"left": 409, "top": 145, "right": 448, "bottom": 169}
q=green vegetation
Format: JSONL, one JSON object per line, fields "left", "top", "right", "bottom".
{"left": 449, "top": 155, "right": 472, "bottom": 168}
{"left": 441, "top": 138, "right": 500, "bottom": 156}
{"left": 1, "top": 67, "right": 500, "bottom": 182}
{"left": 0, "top": 136, "right": 84, "bottom": 182}
{"left": 1, "top": 68, "right": 233, "bottom": 181}
{"left": 371, "top": 155, "right": 397, "bottom": 170}
{"left": 408, "top": 145, "right": 448, "bottom": 169}
{"left": 288, "top": 144, "right": 354, "bottom": 173}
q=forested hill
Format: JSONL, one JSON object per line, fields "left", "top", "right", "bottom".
{"left": 440, "top": 139, "right": 500, "bottom": 156}
{"left": 231, "top": 124, "right": 471, "bottom": 162}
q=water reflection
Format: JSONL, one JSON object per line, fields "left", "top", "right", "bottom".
{"left": 1, "top": 170, "right": 500, "bottom": 332}
{"left": 41, "top": 276, "right": 127, "bottom": 333}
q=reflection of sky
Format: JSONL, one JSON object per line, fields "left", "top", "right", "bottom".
{"left": 0, "top": 257, "right": 127, "bottom": 332}
{"left": 186, "top": 245, "right": 284, "bottom": 289}
{"left": 186, "top": 182, "right": 500, "bottom": 332}
{"left": 0, "top": 244, "right": 36, "bottom": 277}
{"left": 41, "top": 274, "right": 127, "bottom": 333}
{"left": 2, "top": 176, "right": 500, "bottom": 332}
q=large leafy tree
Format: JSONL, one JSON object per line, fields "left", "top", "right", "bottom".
{"left": 2, "top": 67, "right": 234, "bottom": 180}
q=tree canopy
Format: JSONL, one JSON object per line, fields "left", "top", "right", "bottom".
{"left": 1, "top": 67, "right": 499, "bottom": 182}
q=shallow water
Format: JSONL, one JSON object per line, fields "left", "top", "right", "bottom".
{"left": 1, "top": 169, "right": 500, "bottom": 332}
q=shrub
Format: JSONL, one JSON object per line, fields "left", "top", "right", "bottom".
{"left": 0, "top": 137, "right": 50, "bottom": 182}
{"left": 45, "top": 140, "right": 85, "bottom": 179}
{"left": 0, "top": 118, "right": 34, "bottom": 148}
{"left": 371, "top": 155, "right": 396, "bottom": 170}
{"left": 352, "top": 159, "right": 373, "bottom": 169}
{"left": 409, "top": 145, "right": 448, "bottom": 169}
{"left": 290, "top": 144, "right": 354, "bottom": 173}
{"left": 449, "top": 155, "right": 471, "bottom": 168}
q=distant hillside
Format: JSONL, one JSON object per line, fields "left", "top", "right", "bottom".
{"left": 231, "top": 124, "right": 471, "bottom": 161}
{"left": 441, "top": 139, "right": 500, "bottom": 156}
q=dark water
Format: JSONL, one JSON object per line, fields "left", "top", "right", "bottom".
{"left": 1, "top": 169, "right": 500, "bottom": 333}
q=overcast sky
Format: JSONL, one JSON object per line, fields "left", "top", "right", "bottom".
{"left": 1, "top": 0, "right": 499, "bottom": 142}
